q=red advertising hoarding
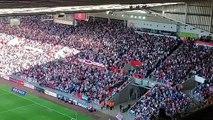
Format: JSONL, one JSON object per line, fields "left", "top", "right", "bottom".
{"left": 74, "top": 13, "right": 87, "bottom": 21}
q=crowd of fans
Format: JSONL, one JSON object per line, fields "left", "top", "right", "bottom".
{"left": 129, "top": 37, "right": 212, "bottom": 119}
{"left": 0, "top": 16, "right": 178, "bottom": 103}
{"left": 152, "top": 40, "right": 212, "bottom": 86}
{"left": 152, "top": 39, "right": 212, "bottom": 106}
{"left": 193, "top": 81, "right": 213, "bottom": 102}
{"left": 192, "top": 53, "right": 213, "bottom": 102}
{"left": 193, "top": 51, "right": 213, "bottom": 82}
{"left": 0, "top": 15, "right": 212, "bottom": 119}
{"left": 130, "top": 85, "right": 191, "bottom": 120}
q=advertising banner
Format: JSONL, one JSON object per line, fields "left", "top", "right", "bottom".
{"left": 44, "top": 90, "right": 57, "bottom": 97}
{"left": 78, "top": 59, "right": 106, "bottom": 69}
{"left": 9, "top": 77, "right": 19, "bottom": 83}
{"left": 77, "top": 103, "right": 88, "bottom": 109}
{"left": 9, "top": 77, "right": 24, "bottom": 86}
{"left": 24, "top": 83, "right": 35, "bottom": 89}
{"left": 74, "top": 13, "right": 87, "bottom": 21}
{"left": 195, "top": 41, "right": 213, "bottom": 47}
{"left": 11, "top": 87, "right": 27, "bottom": 96}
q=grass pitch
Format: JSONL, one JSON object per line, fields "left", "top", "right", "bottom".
{"left": 0, "top": 86, "right": 92, "bottom": 120}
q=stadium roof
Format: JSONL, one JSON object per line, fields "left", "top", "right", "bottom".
{"left": 0, "top": 3, "right": 180, "bottom": 15}
{"left": 91, "top": 11, "right": 177, "bottom": 24}
{"left": 0, "top": 0, "right": 201, "bottom": 8}
{"left": 0, "top": 0, "right": 204, "bottom": 15}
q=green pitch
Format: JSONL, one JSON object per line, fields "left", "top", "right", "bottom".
{"left": 0, "top": 86, "right": 92, "bottom": 120}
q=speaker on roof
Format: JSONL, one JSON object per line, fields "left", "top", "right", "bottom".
{"left": 53, "top": 14, "right": 74, "bottom": 25}
{"left": 58, "top": 14, "right": 64, "bottom": 18}
{"left": 136, "top": 5, "right": 140, "bottom": 9}
{"left": 58, "top": 13, "right": 65, "bottom": 18}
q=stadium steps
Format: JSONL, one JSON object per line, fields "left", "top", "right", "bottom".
{"left": 184, "top": 90, "right": 200, "bottom": 105}
{"left": 147, "top": 41, "right": 183, "bottom": 78}
{"left": 131, "top": 83, "right": 152, "bottom": 89}
{"left": 178, "top": 90, "right": 202, "bottom": 118}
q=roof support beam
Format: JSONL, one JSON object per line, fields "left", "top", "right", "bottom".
{"left": 184, "top": 3, "right": 188, "bottom": 24}
{"left": 209, "top": 1, "right": 213, "bottom": 32}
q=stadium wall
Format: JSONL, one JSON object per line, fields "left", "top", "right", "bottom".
{"left": 127, "top": 19, "right": 213, "bottom": 39}
{"left": 53, "top": 14, "right": 74, "bottom": 25}
{"left": 110, "top": 82, "right": 147, "bottom": 105}
{"left": 127, "top": 20, "right": 177, "bottom": 32}
{"left": 178, "top": 24, "right": 213, "bottom": 38}
{"left": 91, "top": 12, "right": 212, "bottom": 39}
{"left": 0, "top": 73, "right": 101, "bottom": 110}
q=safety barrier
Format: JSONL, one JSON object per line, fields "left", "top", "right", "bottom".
{"left": 0, "top": 73, "right": 101, "bottom": 111}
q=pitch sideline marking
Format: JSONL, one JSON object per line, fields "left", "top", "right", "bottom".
{"left": 0, "top": 93, "right": 10, "bottom": 97}
{"left": 0, "top": 88, "right": 8, "bottom": 95}
{"left": 0, "top": 104, "right": 35, "bottom": 114}
{"left": 0, "top": 87, "right": 75, "bottom": 120}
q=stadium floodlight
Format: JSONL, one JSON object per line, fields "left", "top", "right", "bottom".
{"left": 142, "top": 16, "right": 146, "bottom": 19}
{"left": 139, "top": 16, "right": 142, "bottom": 19}
{"left": 130, "top": 15, "right": 133, "bottom": 18}
{"left": 121, "top": 14, "right": 124, "bottom": 17}
{"left": 134, "top": 16, "right": 137, "bottom": 18}
{"left": 106, "top": 11, "right": 113, "bottom": 15}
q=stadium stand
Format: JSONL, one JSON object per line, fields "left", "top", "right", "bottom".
{"left": 152, "top": 40, "right": 212, "bottom": 85}
{"left": 129, "top": 85, "right": 191, "bottom": 120}
{"left": 0, "top": 16, "right": 179, "bottom": 102}
{"left": 0, "top": 14, "right": 212, "bottom": 120}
